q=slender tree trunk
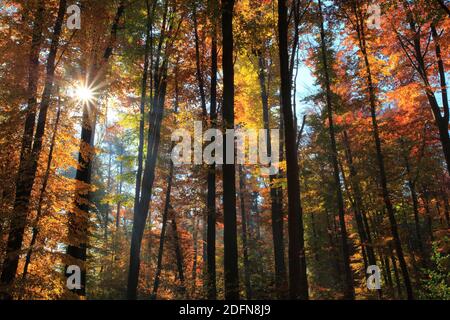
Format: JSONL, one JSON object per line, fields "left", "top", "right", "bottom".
{"left": 206, "top": 0, "right": 218, "bottom": 299}
{"left": 134, "top": 0, "right": 155, "bottom": 218}
{"left": 22, "top": 99, "right": 62, "bottom": 283}
{"left": 221, "top": 0, "right": 239, "bottom": 300}
{"left": 318, "top": 0, "right": 354, "bottom": 299}
{"left": 257, "top": 52, "right": 288, "bottom": 298}
{"left": 116, "top": 159, "right": 123, "bottom": 229}
{"left": 400, "top": 6, "right": 450, "bottom": 174}
{"left": 170, "top": 59, "right": 186, "bottom": 297}
{"left": 431, "top": 24, "right": 450, "bottom": 174}
{"left": 104, "top": 143, "right": 113, "bottom": 245}
{"left": 151, "top": 159, "right": 174, "bottom": 299}
{"left": 238, "top": 166, "right": 252, "bottom": 300}
{"left": 0, "top": 0, "right": 46, "bottom": 299}
{"left": 192, "top": 215, "right": 199, "bottom": 292}
{"left": 66, "top": 1, "right": 126, "bottom": 298}
{"left": 277, "top": 0, "right": 308, "bottom": 300}
{"left": 389, "top": 244, "right": 403, "bottom": 299}
{"left": 193, "top": 5, "right": 207, "bottom": 118}
{"left": 342, "top": 132, "right": 377, "bottom": 267}
{"left": 401, "top": 142, "right": 426, "bottom": 260}
{"left": 382, "top": 251, "right": 394, "bottom": 294}
{"left": 171, "top": 215, "right": 186, "bottom": 296}
{"left": 339, "top": 160, "right": 368, "bottom": 270}
{"left": 127, "top": 0, "right": 171, "bottom": 299}
{"left": 354, "top": 3, "right": 413, "bottom": 299}
{"left": 193, "top": 3, "right": 214, "bottom": 298}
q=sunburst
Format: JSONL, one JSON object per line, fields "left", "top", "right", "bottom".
{"left": 74, "top": 83, "right": 96, "bottom": 105}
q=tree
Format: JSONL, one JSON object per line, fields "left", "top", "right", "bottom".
{"left": 277, "top": 0, "right": 308, "bottom": 300}
{"left": 66, "top": 0, "right": 126, "bottom": 297}
{"left": 0, "top": 0, "right": 66, "bottom": 299}
{"left": 317, "top": 0, "right": 354, "bottom": 299}
{"left": 222, "top": 0, "right": 239, "bottom": 300}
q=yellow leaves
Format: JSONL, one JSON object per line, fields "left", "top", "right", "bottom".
{"left": 234, "top": 55, "right": 263, "bottom": 129}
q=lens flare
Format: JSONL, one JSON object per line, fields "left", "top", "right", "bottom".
{"left": 75, "top": 84, "right": 95, "bottom": 104}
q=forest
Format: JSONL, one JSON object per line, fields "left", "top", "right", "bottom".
{"left": 0, "top": 0, "right": 449, "bottom": 301}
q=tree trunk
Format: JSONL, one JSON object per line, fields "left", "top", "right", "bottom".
{"left": 127, "top": 0, "right": 171, "bottom": 299}
{"left": 318, "top": 0, "right": 354, "bottom": 299}
{"left": 389, "top": 243, "right": 403, "bottom": 299}
{"left": 206, "top": 0, "right": 218, "bottom": 299}
{"left": 401, "top": 142, "right": 426, "bottom": 260}
{"left": 257, "top": 52, "right": 288, "bottom": 299}
{"left": 221, "top": 0, "right": 239, "bottom": 300}
{"left": 134, "top": 0, "right": 155, "bottom": 219}
{"left": 151, "top": 159, "right": 174, "bottom": 299}
{"left": 342, "top": 131, "right": 377, "bottom": 267}
{"left": 171, "top": 215, "right": 186, "bottom": 296}
{"left": 192, "top": 215, "right": 199, "bottom": 293}
{"left": 400, "top": 6, "right": 450, "bottom": 174}
{"left": 354, "top": 3, "right": 413, "bottom": 299}
{"left": 116, "top": 159, "right": 123, "bottom": 229}
{"left": 0, "top": 0, "right": 45, "bottom": 299}
{"left": 66, "top": 1, "right": 126, "bottom": 298}
{"left": 278, "top": 0, "right": 309, "bottom": 300}
{"left": 22, "top": 98, "right": 62, "bottom": 283}
{"left": 238, "top": 165, "right": 252, "bottom": 300}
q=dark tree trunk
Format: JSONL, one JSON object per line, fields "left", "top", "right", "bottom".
{"left": 193, "top": 5, "right": 208, "bottom": 118}
{"left": 278, "top": 0, "right": 309, "bottom": 300}
{"left": 257, "top": 52, "right": 288, "bottom": 299}
{"left": 206, "top": 0, "right": 218, "bottom": 298}
{"left": 171, "top": 215, "right": 186, "bottom": 296}
{"left": 221, "top": 0, "right": 239, "bottom": 300}
{"left": 134, "top": 0, "right": 155, "bottom": 218}
{"left": 342, "top": 132, "right": 376, "bottom": 265}
{"left": 382, "top": 251, "right": 394, "bottom": 293}
{"left": 127, "top": 64, "right": 169, "bottom": 299}
{"left": 22, "top": 99, "right": 62, "bottom": 282}
{"left": 318, "top": 0, "right": 354, "bottom": 299}
{"left": 105, "top": 143, "right": 113, "bottom": 244}
{"left": 66, "top": 1, "right": 126, "bottom": 298}
{"left": 238, "top": 165, "right": 252, "bottom": 300}
{"left": 116, "top": 159, "right": 123, "bottom": 229}
{"left": 389, "top": 244, "right": 403, "bottom": 299}
{"left": 0, "top": 0, "right": 45, "bottom": 299}
{"left": 127, "top": 0, "right": 171, "bottom": 299}
{"left": 193, "top": 2, "right": 217, "bottom": 298}
{"left": 339, "top": 160, "right": 368, "bottom": 270}
{"left": 192, "top": 216, "right": 199, "bottom": 292}
{"left": 400, "top": 6, "right": 450, "bottom": 174}
{"left": 171, "top": 60, "right": 186, "bottom": 297}
{"left": 431, "top": 24, "right": 450, "bottom": 174}
{"left": 353, "top": 2, "right": 413, "bottom": 300}
{"left": 401, "top": 142, "right": 425, "bottom": 260}
{"left": 151, "top": 159, "right": 174, "bottom": 299}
